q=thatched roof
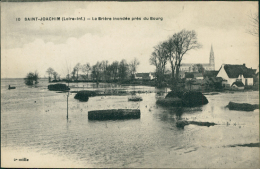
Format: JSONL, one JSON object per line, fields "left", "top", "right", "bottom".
{"left": 203, "top": 70, "right": 219, "bottom": 78}
{"left": 210, "top": 77, "right": 226, "bottom": 83}
{"left": 224, "top": 64, "right": 256, "bottom": 78}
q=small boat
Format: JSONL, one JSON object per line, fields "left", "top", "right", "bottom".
{"left": 8, "top": 85, "right": 16, "bottom": 90}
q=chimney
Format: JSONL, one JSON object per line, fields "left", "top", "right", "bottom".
{"left": 243, "top": 63, "right": 246, "bottom": 67}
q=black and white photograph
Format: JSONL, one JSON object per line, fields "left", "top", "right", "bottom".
{"left": 1, "top": 1, "right": 259, "bottom": 168}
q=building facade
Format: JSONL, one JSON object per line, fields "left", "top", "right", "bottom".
{"left": 216, "top": 64, "right": 256, "bottom": 86}
{"left": 179, "top": 45, "right": 215, "bottom": 72}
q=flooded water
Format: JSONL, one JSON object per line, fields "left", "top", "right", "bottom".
{"left": 1, "top": 78, "right": 259, "bottom": 168}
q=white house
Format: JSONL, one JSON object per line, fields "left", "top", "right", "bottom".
{"left": 135, "top": 73, "right": 155, "bottom": 80}
{"left": 216, "top": 64, "right": 256, "bottom": 86}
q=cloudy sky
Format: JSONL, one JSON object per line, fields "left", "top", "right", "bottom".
{"left": 1, "top": 1, "right": 258, "bottom": 78}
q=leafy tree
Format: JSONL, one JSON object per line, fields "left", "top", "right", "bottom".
{"left": 196, "top": 64, "right": 205, "bottom": 73}
{"left": 24, "top": 71, "right": 39, "bottom": 86}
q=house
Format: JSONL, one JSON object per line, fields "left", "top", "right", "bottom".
{"left": 203, "top": 70, "right": 219, "bottom": 79}
{"left": 216, "top": 64, "right": 256, "bottom": 86}
{"left": 185, "top": 72, "right": 203, "bottom": 80}
{"left": 185, "top": 79, "right": 209, "bottom": 91}
{"left": 231, "top": 81, "right": 245, "bottom": 90}
{"left": 210, "top": 77, "right": 228, "bottom": 89}
{"left": 185, "top": 72, "right": 194, "bottom": 80}
{"left": 135, "top": 73, "right": 155, "bottom": 80}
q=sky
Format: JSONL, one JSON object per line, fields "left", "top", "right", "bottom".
{"left": 1, "top": 1, "right": 259, "bottom": 78}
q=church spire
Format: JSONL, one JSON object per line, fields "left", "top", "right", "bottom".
{"left": 209, "top": 44, "right": 215, "bottom": 70}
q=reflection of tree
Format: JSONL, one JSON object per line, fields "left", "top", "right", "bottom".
{"left": 174, "top": 107, "right": 184, "bottom": 120}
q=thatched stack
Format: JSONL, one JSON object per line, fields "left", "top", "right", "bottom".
{"left": 88, "top": 109, "right": 140, "bottom": 120}
{"left": 48, "top": 84, "right": 70, "bottom": 91}
{"left": 74, "top": 90, "right": 97, "bottom": 102}
{"left": 226, "top": 102, "right": 259, "bottom": 111}
{"left": 157, "top": 90, "right": 208, "bottom": 107}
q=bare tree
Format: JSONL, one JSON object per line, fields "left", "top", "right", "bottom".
{"left": 247, "top": 11, "right": 259, "bottom": 37}
{"left": 162, "top": 38, "right": 175, "bottom": 80}
{"left": 92, "top": 61, "right": 102, "bottom": 85}
{"left": 53, "top": 71, "right": 58, "bottom": 81}
{"left": 118, "top": 59, "right": 129, "bottom": 82}
{"left": 129, "top": 57, "right": 140, "bottom": 80}
{"left": 110, "top": 61, "right": 119, "bottom": 81}
{"left": 150, "top": 43, "right": 168, "bottom": 87}
{"left": 74, "top": 63, "right": 81, "bottom": 81}
{"left": 46, "top": 67, "right": 54, "bottom": 82}
{"left": 171, "top": 30, "right": 201, "bottom": 82}
{"left": 82, "top": 63, "right": 91, "bottom": 80}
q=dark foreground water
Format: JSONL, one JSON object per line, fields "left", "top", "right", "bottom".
{"left": 1, "top": 78, "right": 259, "bottom": 168}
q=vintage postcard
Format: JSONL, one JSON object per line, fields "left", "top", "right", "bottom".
{"left": 1, "top": 1, "right": 259, "bottom": 168}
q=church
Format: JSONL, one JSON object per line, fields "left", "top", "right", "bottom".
{"left": 179, "top": 45, "right": 215, "bottom": 72}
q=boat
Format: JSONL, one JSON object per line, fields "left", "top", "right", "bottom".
{"left": 8, "top": 85, "right": 16, "bottom": 90}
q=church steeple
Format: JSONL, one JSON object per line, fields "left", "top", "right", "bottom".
{"left": 209, "top": 44, "right": 215, "bottom": 70}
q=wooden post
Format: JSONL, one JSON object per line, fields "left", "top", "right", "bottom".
{"left": 67, "top": 93, "right": 69, "bottom": 120}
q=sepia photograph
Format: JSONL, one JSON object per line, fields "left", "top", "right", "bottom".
{"left": 1, "top": 1, "right": 259, "bottom": 168}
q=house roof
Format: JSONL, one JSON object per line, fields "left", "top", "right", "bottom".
{"left": 232, "top": 81, "right": 244, "bottom": 87}
{"left": 185, "top": 72, "right": 194, "bottom": 78}
{"left": 135, "top": 73, "right": 151, "bottom": 79}
{"left": 203, "top": 70, "right": 219, "bottom": 78}
{"left": 224, "top": 64, "right": 256, "bottom": 78}
{"left": 210, "top": 77, "right": 226, "bottom": 83}
{"left": 185, "top": 72, "right": 203, "bottom": 78}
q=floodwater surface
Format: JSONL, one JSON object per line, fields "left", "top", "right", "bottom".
{"left": 1, "top": 78, "right": 259, "bottom": 168}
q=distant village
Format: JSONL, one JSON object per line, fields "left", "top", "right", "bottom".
{"left": 45, "top": 44, "right": 258, "bottom": 92}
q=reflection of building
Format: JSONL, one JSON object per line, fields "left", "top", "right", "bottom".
{"left": 217, "top": 64, "right": 256, "bottom": 86}
{"left": 180, "top": 45, "right": 215, "bottom": 72}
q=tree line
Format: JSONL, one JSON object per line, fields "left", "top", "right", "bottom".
{"left": 149, "top": 29, "right": 201, "bottom": 88}
{"left": 46, "top": 58, "right": 140, "bottom": 85}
